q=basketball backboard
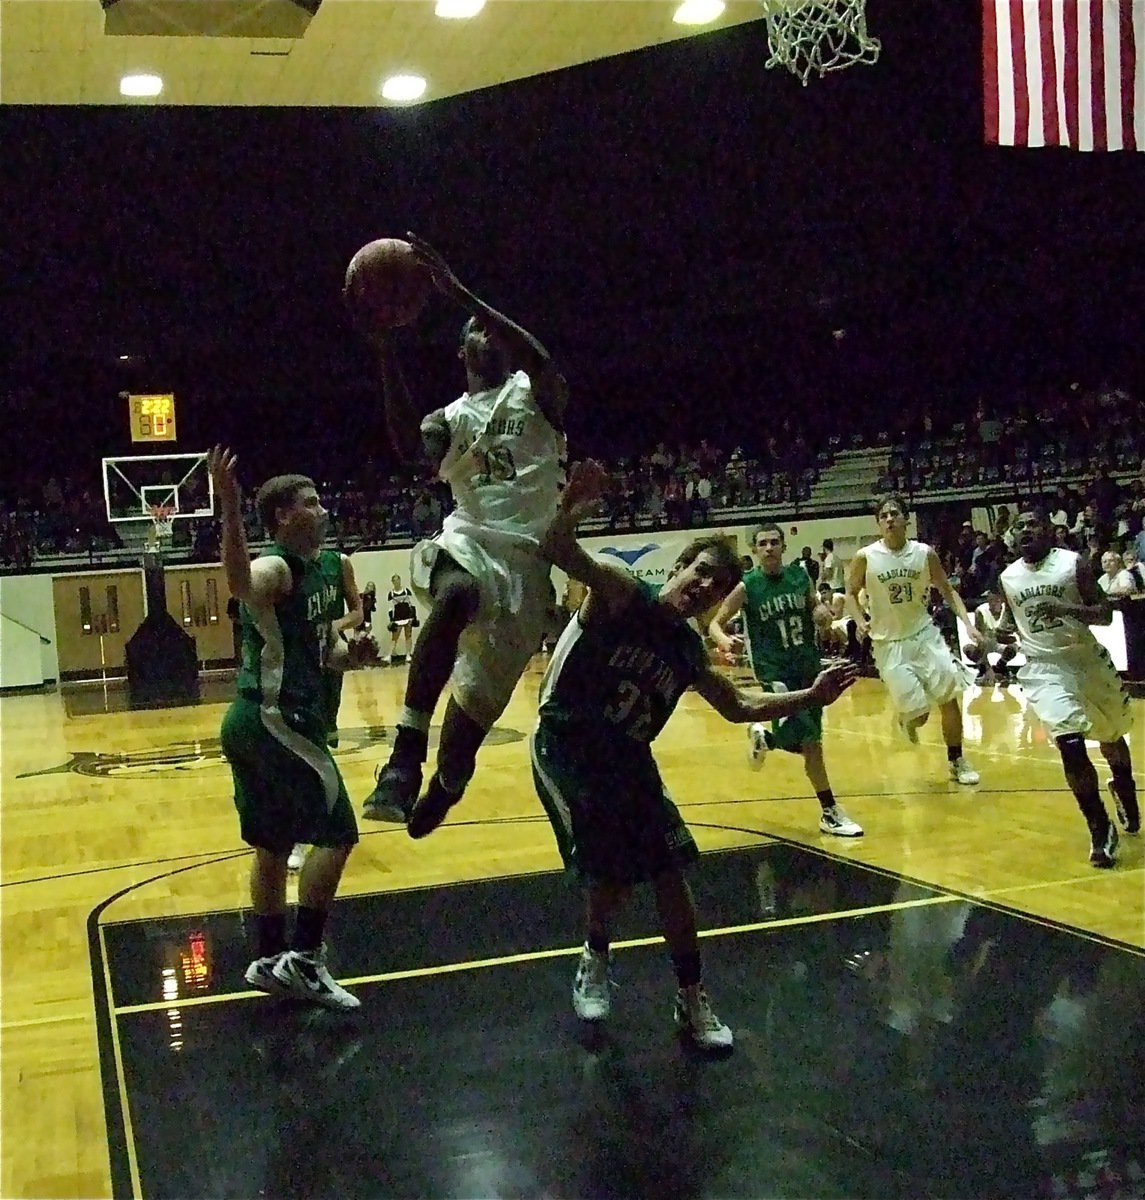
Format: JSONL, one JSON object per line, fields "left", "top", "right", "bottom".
{"left": 102, "top": 452, "right": 213, "bottom": 524}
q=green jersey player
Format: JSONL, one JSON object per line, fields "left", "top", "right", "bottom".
{"left": 212, "top": 446, "right": 360, "bottom": 1011}
{"left": 538, "top": 474, "right": 857, "bottom": 1051}
{"left": 710, "top": 523, "right": 862, "bottom": 838}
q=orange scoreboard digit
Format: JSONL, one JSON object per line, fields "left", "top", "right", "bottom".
{"left": 128, "top": 393, "right": 177, "bottom": 443}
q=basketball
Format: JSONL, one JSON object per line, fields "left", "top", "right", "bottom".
{"left": 344, "top": 238, "right": 432, "bottom": 330}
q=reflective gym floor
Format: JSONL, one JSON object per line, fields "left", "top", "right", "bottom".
{"left": 2, "top": 660, "right": 1143, "bottom": 1199}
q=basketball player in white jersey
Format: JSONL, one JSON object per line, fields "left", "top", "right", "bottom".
{"left": 362, "top": 234, "right": 568, "bottom": 837}
{"left": 999, "top": 508, "right": 1137, "bottom": 868}
{"left": 847, "top": 496, "right": 983, "bottom": 784}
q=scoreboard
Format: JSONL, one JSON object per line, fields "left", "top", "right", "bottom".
{"left": 128, "top": 393, "right": 177, "bottom": 443}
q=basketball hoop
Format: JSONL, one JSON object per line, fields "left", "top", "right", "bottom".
{"left": 759, "top": 0, "right": 880, "bottom": 86}
{"left": 147, "top": 504, "right": 176, "bottom": 548}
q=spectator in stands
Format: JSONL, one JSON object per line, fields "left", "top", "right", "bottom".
{"left": 820, "top": 539, "right": 845, "bottom": 591}
{"left": 975, "top": 402, "right": 1004, "bottom": 470}
{"left": 663, "top": 474, "right": 687, "bottom": 529}
{"left": 1098, "top": 551, "right": 1134, "bottom": 597}
{"left": 1120, "top": 546, "right": 1145, "bottom": 596}
{"left": 724, "top": 449, "right": 749, "bottom": 507}
{"left": 695, "top": 438, "right": 720, "bottom": 475}
{"left": 940, "top": 549, "right": 963, "bottom": 594}
{"left": 992, "top": 504, "right": 1015, "bottom": 550}
{"left": 797, "top": 546, "right": 820, "bottom": 584}
{"left": 1133, "top": 522, "right": 1145, "bottom": 565}
{"left": 956, "top": 523, "right": 977, "bottom": 572}
{"left": 962, "top": 550, "right": 992, "bottom": 602}
{"left": 688, "top": 472, "right": 712, "bottom": 525}
{"left": 1071, "top": 502, "right": 1100, "bottom": 547}
{"left": 646, "top": 477, "right": 665, "bottom": 527}
{"left": 1047, "top": 484, "right": 1080, "bottom": 531}
{"left": 1089, "top": 465, "right": 1121, "bottom": 527}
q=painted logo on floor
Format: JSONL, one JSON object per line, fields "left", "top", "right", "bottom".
{"left": 17, "top": 724, "right": 524, "bottom": 779}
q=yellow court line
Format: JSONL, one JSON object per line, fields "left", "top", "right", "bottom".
{"left": 973, "top": 870, "right": 1145, "bottom": 954}
{"left": 113, "top": 893, "right": 961, "bottom": 1017}
{"left": 981, "top": 866, "right": 1145, "bottom": 897}
{"left": 99, "top": 924, "right": 143, "bottom": 1200}
{"left": 0, "top": 1011, "right": 91, "bottom": 1032}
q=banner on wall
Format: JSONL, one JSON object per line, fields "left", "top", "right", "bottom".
{"left": 582, "top": 530, "right": 739, "bottom": 589}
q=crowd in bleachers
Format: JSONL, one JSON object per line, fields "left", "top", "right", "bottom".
{"left": 2, "top": 382, "right": 1142, "bottom": 572}
{"left": 877, "top": 384, "right": 1141, "bottom": 496}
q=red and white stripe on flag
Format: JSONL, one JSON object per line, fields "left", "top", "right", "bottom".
{"left": 983, "top": 0, "right": 1145, "bottom": 150}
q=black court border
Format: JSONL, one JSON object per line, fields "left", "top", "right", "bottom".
{"left": 89, "top": 820, "right": 1143, "bottom": 1199}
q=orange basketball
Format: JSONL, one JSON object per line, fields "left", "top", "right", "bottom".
{"left": 344, "top": 238, "right": 433, "bottom": 330}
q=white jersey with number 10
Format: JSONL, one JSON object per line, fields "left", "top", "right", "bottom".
{"left": 437, "top": 369, "right": 566, "bottom": 547}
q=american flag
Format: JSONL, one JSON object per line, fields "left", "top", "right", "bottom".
{"left": 983, "top": 0, "right": 1145, "bottom": 150}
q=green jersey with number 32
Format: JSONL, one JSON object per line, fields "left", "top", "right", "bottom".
{"left": 537, "top": 581, "right": 707, "bottom": 748}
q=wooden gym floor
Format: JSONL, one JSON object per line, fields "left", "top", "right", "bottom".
{"left": 1, "top": 658, "right": 1142, "bottom": 1199}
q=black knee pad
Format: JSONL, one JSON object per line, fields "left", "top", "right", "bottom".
{"left": 1055, "top": 732, "right": 1089, "bottom": 772}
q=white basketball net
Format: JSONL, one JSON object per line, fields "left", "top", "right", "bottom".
{"left": 760, "top": 0, "right": 881, "bottom": 86}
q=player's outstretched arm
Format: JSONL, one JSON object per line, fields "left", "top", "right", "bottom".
{"left": 208, "top": 446, "right": 290, "bottom": 609}
{"left": 371, "top": 333, "right": 428, "bottom": 464}
{"left": 335, "top": 555, "right": 366, "bottom": 635}
{"left": 405, "top": 232, "right": 567, "bottom": 428}
{"left": 541, "top": 461, "right": 636, "bottom": 621}
{"left": 1037, "top": 555, "right": 1114, "bottom": 626}
{"left": 928, "top": 547, "right": 981, "bottom": 644}
{"left": 844, "top": 550, "right": 870, "bottom": 638}
{"left": 692, "top": 662, "right": 857, "bottom": 723}
{"left": 708, "top": 583, "right": 747, "bottom": 660}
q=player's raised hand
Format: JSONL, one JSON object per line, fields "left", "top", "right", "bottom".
{"left": 208, "top": 446, "right": 241, "bottom": 512}
{"left": 562, "top": 459, "right": 609, "bottom": 520}
{"left": 405, "top": 233, "right": 464, "bottom": 300}
{"left": 809, "top": 662, "right": 858, "bottom": 705}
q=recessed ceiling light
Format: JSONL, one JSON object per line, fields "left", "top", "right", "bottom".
{"left": 673, "top": 0, "right": 726, "bottom": 25}
{"left": 381, "top": 74, "right": 427, "bottom": 103}
{"left": 120, "top": 73, "right": 163, "bottom": 98}
{"left": 435, "top": 0, "right": 485, "bottom": 17}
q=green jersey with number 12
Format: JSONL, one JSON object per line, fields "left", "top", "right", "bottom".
{"left": 742, "top": 564, "right": 819, "bottom": 687}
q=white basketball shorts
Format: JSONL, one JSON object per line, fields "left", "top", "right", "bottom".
{"left": 873, "top": 622, "right": 972, "bottom": 721}
{"left": 410, "top": 526, "right": 550, "bottom": 729}
{"left": 1018, "top": 646, "right": 1133, "bottom": 745}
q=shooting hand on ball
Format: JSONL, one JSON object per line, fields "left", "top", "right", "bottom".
{"left": 405, "top": 233, "right": 466, "bottom": 302}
